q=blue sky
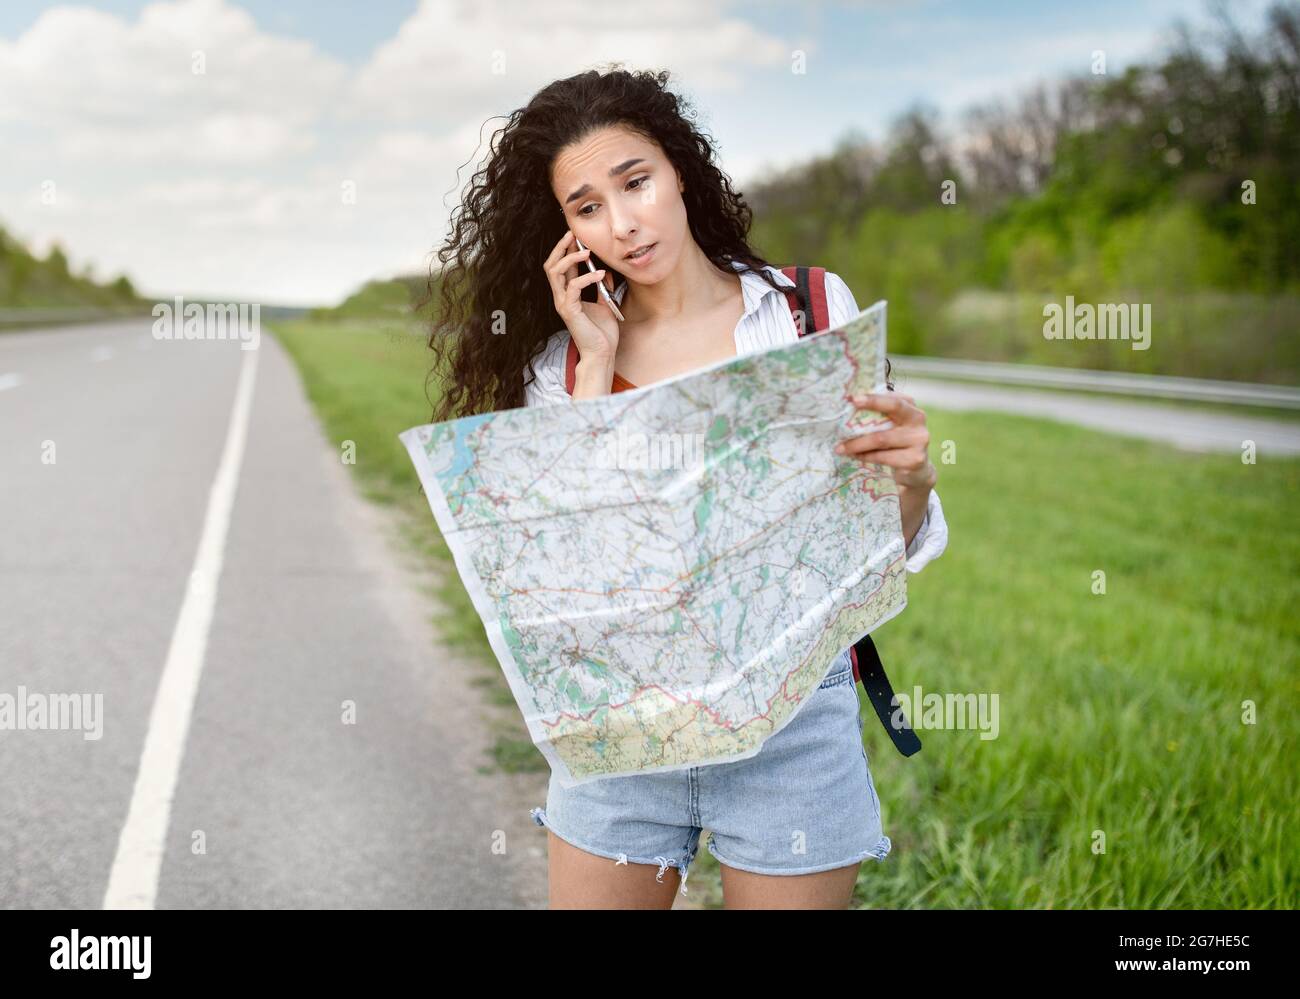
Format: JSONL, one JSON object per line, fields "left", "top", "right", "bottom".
{"left": 0, "top": 0, "right": 1275, "bottom": 304}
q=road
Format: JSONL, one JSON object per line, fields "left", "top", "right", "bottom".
{"left": 895, "top": 376, "right": 1300, "bottom": 456}
{"left": 0, "top": 319, "right": 548, "bottom": 909}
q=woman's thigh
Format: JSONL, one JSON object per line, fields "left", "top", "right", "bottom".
{"left": 545, "top": 829, "right": 683, "bottom": 909}
{"left": 546, "top": 830, "right": 862, "bottom": 908}
{"left": 719, "top": 859, "right": 863, "bottom": 909}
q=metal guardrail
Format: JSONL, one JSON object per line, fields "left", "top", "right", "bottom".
{"left": 889, "top": 355, "right": 1300, "bottom": 409}
{"left": 0, "top": 306, "right": 150, "bottom": 326}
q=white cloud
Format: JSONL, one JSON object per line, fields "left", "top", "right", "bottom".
{"left": 346, "top": 0, "right": 791, "bottom": 123}
{"left": 0, "top": 0, "right": 346, "bottom": 159}
{"left": 0, "top": 0, "right": 798, "bottom": 302}
{"left": 0, "top": 0, "right": 801, "bottom": 301}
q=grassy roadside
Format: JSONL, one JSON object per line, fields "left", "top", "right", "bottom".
{"left": 862, "top": 407, "right": 1297, "bottom": 909}
{"left": 273, "top": 316, "right": 1298, "bottom": 909}
{"left": 271, "top": 318, "right": 527, "bottom": 775}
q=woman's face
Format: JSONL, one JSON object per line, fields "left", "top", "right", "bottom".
{"left": 550, "top": 125, "right": 686, "bottom": 284}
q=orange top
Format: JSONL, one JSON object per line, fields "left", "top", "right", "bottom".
{"left": 563, "top": 333, "right": 641, "bottom": 395}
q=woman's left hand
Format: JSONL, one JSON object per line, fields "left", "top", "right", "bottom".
{"left": 833, "top": 392, "right": 937, "bottom": 490}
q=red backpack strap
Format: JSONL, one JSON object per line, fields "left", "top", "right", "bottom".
{"left": 563, "top": 336, "right": 579, "bottom": 395}
{"left": 778, "top": 266, "right": 829, "bottom": 337}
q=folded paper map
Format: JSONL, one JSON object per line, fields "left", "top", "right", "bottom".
{"left": 399, "top": 299, "right": 906, "bottom": 788}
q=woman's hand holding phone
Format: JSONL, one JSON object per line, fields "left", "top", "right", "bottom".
{"left": 545, "top": 230, "right": 621, "bottom": 367}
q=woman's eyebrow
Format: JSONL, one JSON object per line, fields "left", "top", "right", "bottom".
{"left": 564, "top": 158, "right": 647, "bottom": 206}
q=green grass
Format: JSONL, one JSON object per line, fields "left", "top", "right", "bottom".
{"left": 273, "top": 316, "right": 1298, "bottom": 909}
{"left": 861, "top": 407, "right": 1298, "bottom": 908}
{"left": 306, "top": 278, "right": 421, "bottom": 322}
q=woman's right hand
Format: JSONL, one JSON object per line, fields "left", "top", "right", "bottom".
{"left": 545, "top": 230, "right": 621, "bottom": 362}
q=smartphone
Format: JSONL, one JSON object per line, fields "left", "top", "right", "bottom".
{"left": 573, "top": 235, "right": 625, "bottom": 322}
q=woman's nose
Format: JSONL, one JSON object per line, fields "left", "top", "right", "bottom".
{"left": 607, "top": 208, "right": 638, "bottom": 241}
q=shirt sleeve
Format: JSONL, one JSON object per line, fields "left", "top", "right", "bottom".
{"left": 904, "top": 488, "right": 948, "bottom": 573}
{"left": 522, "top": 332, "right": 572, "bottom": 408}
{"left": 824, "top": 270, "right": 860, "bottom": 329}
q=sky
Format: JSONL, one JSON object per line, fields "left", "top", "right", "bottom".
{"left": 0, "top": 0, "right": 1275, "bottom": 306}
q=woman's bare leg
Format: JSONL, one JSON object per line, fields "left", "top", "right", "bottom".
{"left": 545, "top": 829, "right": 682, "bottom": 909}
{"left": 719, "top": 860, "right": 862, "bottom": 909}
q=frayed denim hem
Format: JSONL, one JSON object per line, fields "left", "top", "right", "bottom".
{"left": 705, "top": 831, "right": 892, "bottom": 877}
{"left": 530, "top": 806, "right": 697, "bottom": 896}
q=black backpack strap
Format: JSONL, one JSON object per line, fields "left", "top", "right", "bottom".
{"left": 795, "top": 265, "right": 813, "bottom": 331}
{"left": 853, "top": 634, "right": 922, "bottom": 757}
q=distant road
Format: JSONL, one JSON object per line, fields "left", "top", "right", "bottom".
{"left": 0, "top": 307, "right": 150, "bottom": 330}
{"left": 896, "top": 375, "right": 1300, "bottom": 456}
{"left": 890, "top": 355, "right": 1300, "bottom": 409}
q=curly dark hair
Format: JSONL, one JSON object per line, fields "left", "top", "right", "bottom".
{"left": 421, "top": 64, "right": 889, "bottom": 424}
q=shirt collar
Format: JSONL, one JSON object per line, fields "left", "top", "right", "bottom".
{"left": 612, "top": 258, "right": 793, "bottom": 316}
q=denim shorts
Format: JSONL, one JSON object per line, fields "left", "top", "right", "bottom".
{"left": 529, "top": 648, "right": 891, "bottom": 896}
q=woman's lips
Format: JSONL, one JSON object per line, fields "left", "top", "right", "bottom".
{"left": 624, "top": 242, "right": 657, "bottom": 266}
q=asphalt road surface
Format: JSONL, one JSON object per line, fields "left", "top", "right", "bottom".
{"left": 0, "top": 319, "right": 548, "bottom": 909}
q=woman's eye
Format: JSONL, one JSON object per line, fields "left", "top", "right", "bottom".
{"left": 578, "top": 176, "right": 650, "bottom": 216}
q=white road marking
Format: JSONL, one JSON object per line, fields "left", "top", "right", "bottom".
{"left": 102, "top": 346, "right": 260, "bottom": 909}
{"left": 0, "top": 373, "right": 21, "bottom": 392}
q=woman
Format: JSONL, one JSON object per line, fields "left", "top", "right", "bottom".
{"left": 425, "top": 66, "right": 948, "bottom": 909}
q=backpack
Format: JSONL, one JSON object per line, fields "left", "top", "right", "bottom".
{"left": 563, "top": 264, "right": 922, "bottom": 757}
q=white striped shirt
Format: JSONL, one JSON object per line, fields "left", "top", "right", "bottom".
{"left": 522, "top": 259, "right": 948, "bottom": 572}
